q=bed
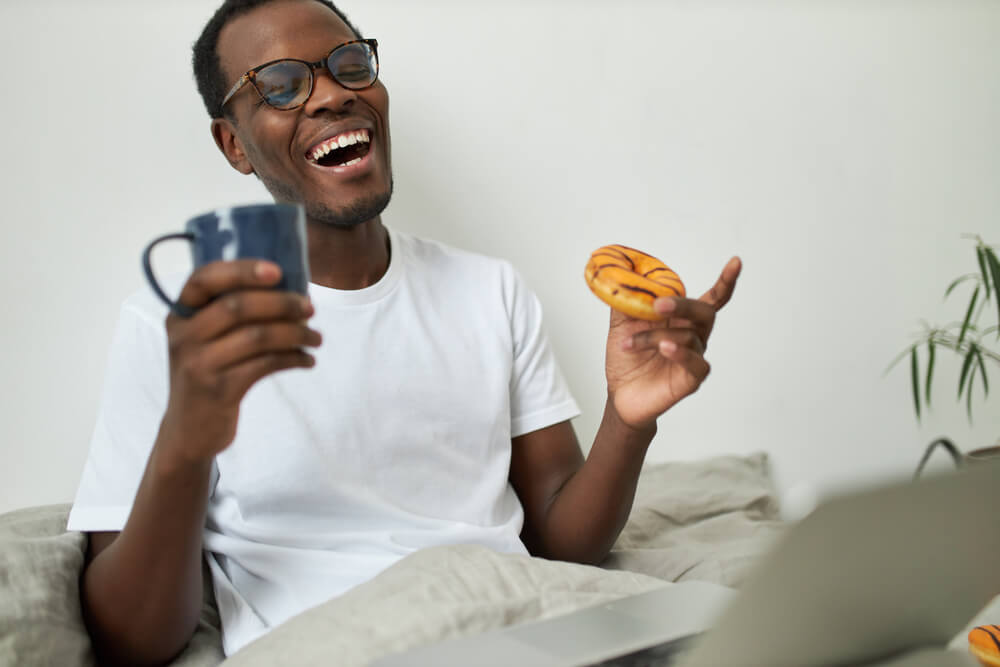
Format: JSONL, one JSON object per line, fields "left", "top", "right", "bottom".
{"left": 5, "top": 451, "right": 972, "bottom": 667}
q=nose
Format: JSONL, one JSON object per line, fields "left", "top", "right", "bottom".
{"left": 302, "top": 65, "right": 358, "bottom": 116}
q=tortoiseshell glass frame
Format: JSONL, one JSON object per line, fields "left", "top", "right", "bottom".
{"left": 221, "top": 38, "right": 379, "bottom": 111}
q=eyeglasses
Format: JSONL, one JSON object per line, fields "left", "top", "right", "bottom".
{"left": 221, "top": 39, "right": 379, "bottom": 112}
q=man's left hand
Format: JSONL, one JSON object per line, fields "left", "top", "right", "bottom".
{"left": 605, "top": 256, "right": 742, "bottom": 431}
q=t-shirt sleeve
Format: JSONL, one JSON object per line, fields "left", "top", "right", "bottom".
{"left": 504, "top": 264, "right": 581, "bottom": 437}
{"left": 66, "top": 300, "right": 170, "bottom": 532}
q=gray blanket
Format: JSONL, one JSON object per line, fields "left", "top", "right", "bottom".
{"left": 0, "top": 452, "right": 785, "bottom": 667}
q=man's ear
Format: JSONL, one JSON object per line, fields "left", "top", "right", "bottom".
{"left": 211, "top": 117, "right": 255, "bottom": 175}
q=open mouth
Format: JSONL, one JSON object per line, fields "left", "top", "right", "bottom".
{"left": 306, "top": 128, "right": 372, "bottom": 168}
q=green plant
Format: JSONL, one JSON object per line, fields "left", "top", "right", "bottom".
{"left": 886, "top": 236, "right": 1000, "bottom": 423}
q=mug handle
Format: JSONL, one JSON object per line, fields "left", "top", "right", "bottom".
{"left": 142, "top": 232, "right": 196, "bottom": 318}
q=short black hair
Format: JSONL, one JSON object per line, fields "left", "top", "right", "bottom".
{"left": 193, "top": 0, "right": 362, "bottom": 119}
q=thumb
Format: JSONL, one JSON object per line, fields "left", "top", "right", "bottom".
{"left": 699, "top": 256, "right": 742, "bottom": 310}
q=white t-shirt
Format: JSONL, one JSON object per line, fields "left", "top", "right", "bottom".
{"left": 68, "top": 226, "right": 580, "bottom": 655}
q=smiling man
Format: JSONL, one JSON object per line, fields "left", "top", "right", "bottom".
{"left": 67, "top": 0, "right": 741, "bottom": 664}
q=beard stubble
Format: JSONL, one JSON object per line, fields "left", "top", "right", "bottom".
{"left": 250, "top": 147, "right": 394, "bottom": 229}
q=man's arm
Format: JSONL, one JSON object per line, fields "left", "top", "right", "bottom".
{"left": 79, "top": 260, "right": 321, "bottom": 666}
{"left": 511, "top": 257, "right": 741, "bottom": 565}
{"left": 81, "top": 451, "right": 213, "bottom": 666}
{"left": 510, "top": 405, "right": 653, "bottom": 564}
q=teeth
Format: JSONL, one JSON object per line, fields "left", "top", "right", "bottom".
{"left": 340, "top": 157, "right": 362, "bottom": 167}
{"left": 308, "top": 128, "right": 372, "bottom": 163}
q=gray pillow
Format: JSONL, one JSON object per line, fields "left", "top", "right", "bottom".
{"left": 0, "top": 504, "right": 224, "bottom": 667}
{"left": 0, "top": 504, "right": 93, "bottom": 667}
{"left": 602, "top": 452, "right": 787, "bottom": 587}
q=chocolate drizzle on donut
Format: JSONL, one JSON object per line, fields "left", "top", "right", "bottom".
{"left": 591, "top": 263, "right": 630, "bottom": 282}
{"left": 975, "top": 626, "right": 1000, "bottom": 653}
{"left": 600, "top": 247, "right": 635, "bottom": 270}
{"left": 643, "top": 268, "right": 685, "bottom": 290}
{"left": 619, "top": 284, "right": 658, "bottom": 298}
{"left": 644, "top": 267, "right": 679, "bottom": 281}
{"left": 592, "top": 263, "right": 680, "bottom": 290}
{"left": 593, "top": 263, "right": 621, "bottom": 272}
{"left": 591, "top": 251, "right": 633, "bottom": 270}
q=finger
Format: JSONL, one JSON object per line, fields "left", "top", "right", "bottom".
{"left": 698, "top": 256, "right": 742, "bottom": 311}
{"left": 172, "top": 260, "right": 283, "bottom": 315}
{"left": 202, "top": 323, "right": 323, "bottom": 371}
{"left": 665, "top": 317, "right": 695, "bottom": 330}
{"left": 624, "top": 328, "right": 705, "bottom": 355}
{"left": 657, "top": 341, "right": 711, "bottom": 382}
{"left": 189, "top": 290, "right": 314, "bottom": 342}
{"left": 226, "top": 351, "right": 317, "bottom": 398}
{"left": 653, "top": 297, "right": 716, "bottom": 337}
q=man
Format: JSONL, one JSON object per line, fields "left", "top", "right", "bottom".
{"left": 68, "top": 0, "right": 741, "bottom": 664}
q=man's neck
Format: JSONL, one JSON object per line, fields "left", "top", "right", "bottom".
{"left": 305, "top": 217, "right": 390, "bottom": 290}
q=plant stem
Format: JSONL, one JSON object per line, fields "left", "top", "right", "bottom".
{"left": 930, "top": 332, "right": 1000, "bottom": 365}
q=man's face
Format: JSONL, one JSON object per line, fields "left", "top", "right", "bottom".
{"left": 214, "top": 0, "right": 392, "bottom": 227}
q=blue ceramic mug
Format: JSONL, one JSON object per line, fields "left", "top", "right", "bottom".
{"left": 142, "top": 203, "right": 310, "bottom": 318}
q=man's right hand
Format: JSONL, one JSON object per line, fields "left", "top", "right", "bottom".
{"left": 160, "top": 259, "right": 322, "bottom": 464}
{"left": 79, "top": 260, "right": 319, "bottom": 666}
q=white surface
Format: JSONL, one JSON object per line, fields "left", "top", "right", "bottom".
{"left": 1, "top": 0, "right": 999, "bottom": 514}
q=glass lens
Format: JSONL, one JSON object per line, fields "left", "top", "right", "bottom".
{"left": 327, "top": 42, "right": 378, "bottom": 89}
{"left": 254, "top": 60, "right": 312, "bottom": 109}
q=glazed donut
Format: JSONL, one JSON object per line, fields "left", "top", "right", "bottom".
{"left": 969, "top": 626, "right": 1000, "bottom": 667}
{"left": 584, "top": 244, "right": 685, "bottom": 321}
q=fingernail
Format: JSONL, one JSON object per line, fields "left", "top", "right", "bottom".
{"left": 660, "top": 340, "right": 678, "bottom": 354}
{"left": 255, "top": 262, "right": 280, "bottom": 280}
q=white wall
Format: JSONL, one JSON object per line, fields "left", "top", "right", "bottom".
{"left": 1, "top": 0, "right": 998, "bottom": 516}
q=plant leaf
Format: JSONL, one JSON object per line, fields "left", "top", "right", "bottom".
{"left": 977, "top": 246, "right": 992, "bottom": 300}
{"left": 966, "top": 360, "right": 975, "bottom": 422}
{"left": 924, "top": 338, "right": 935, "bottom": 407}
{"left": 958, "top": 344, "right": 976, "bottom": 399}
{"left": 958, "top": 285, "right": 980, "bottom": 346}
{"left": 986, "top": 245, "right": 1000, "bottom": 289}
{"left": 974, "top": 346, "right": 989, "bottom": 397}
{"left": 985, "top": 246, "right": 1000, "bottom": 339}
{"left": 910, "top": 345, "right": 921, "bottom": 420}
{"left": 944, "top": 274, "right": 977, "bottom": 299}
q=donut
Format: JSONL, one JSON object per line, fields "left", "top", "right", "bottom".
{"left": 970, "top": 626, "right": 1000, "bottom": 667}
{"left": 584, "top": 244, "right": 685, "bottom": 321}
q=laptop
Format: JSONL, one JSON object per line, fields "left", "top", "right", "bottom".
{"left": 371, "top": 580, "right": 734, "bottom": 667}
{"left": 372, "top": 460, "right": 1000, "bottom": 667}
